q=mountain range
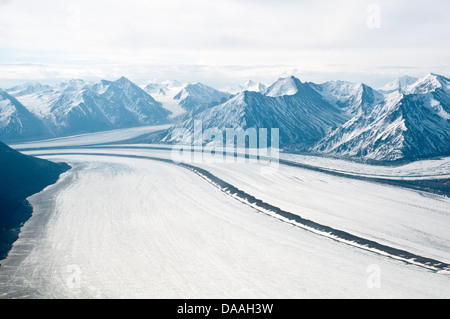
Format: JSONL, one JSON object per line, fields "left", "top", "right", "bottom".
{"left": 143, "top": 80, "right": 230, "bottom": 118}
{"left": 2, "top": 77, "right": 171, "bottom": 142}
{"left": 165, "top": 77, "right": 349, "bottom": 147}
{"left": 1, "top": 74, "right": 449, "bottom": 162}
{"left": 312, "top": 74, "right": 450, "bottom": 160}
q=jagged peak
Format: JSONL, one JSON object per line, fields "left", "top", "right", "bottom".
{"left": 68, "top": 79, "right": 85, "bottom": 85}
{"left": 116, "top": 76, "right": 131, "bottom": 83}
{"left": 407, "top": 73, "right": 449, "bottom": 94}
{"left": 379, "top": 76, "right": 418, "bottom": 93}
{"left": 245, "top": 79, "right": 255, "bottom": 86}
{"left": 184, "top": 82, "right": 201, "bottom": 89}
{"left": 114, "top": 76, "right": 142, "bottom": 90}
{"left": 160, "top": 79, "right": 183, "bottom": 88}
{"left": 184, "top": 82, "right": 215, "bottom": 90}
{"left": 265, "top": 76, "right": 302, "bottom": 97}
{"left": 174, "top": 82, "right": 226, "bottom": 101}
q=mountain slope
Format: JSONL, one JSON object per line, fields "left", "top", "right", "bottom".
{"left": 225, "top": 80, "right": 267, "bottom": 94}
{"left": 379, "top": 76, "right": 419, "bottom": 93}
{"left": 3, "top": 74, "right": 450, "bottom": 162}
{"left": 166, "top": 76, "right": 349, "bottom": 148}
{"left": 0, "top": 141, "right": 70, "bottom": 260}
{"left": 311, "top": 81, "right": 384, "bottom": 116}
{"left": 143, "top": 80, "right": 187, "bottom": 118}
{"left": 6, "top": 77, "right": 171, "bottom": 141}
{"left": 92, "top": 77, "right": 170, "bottom": 126}
{"left": 0, "top": 90, "right": 50, "bottom": 142}
{"left": 173, "top": 83, "right": 231, "bottom": 113}
{"left": 46, "top": 80, "right": 114, "bottom": 135}
{"left": 6, "top": 83, "right": 52, "bottom": 97}
{"left": 313, "top": 74, "right": 450, "bottom": 160}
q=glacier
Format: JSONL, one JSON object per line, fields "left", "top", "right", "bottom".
{"left": 0, "top": 131, "right": 449, "bottom": 298}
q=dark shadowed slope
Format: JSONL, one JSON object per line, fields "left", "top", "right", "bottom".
{"left": 0, "top": 141, "right": 70, "bottom": 260}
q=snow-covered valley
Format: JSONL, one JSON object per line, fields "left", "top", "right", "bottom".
{"left": 1, "top": 127, "right": 449, "bottom": 298}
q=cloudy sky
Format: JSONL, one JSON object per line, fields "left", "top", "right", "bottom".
{"left": 0, "top": 0, "right": 449, "bottom": 88}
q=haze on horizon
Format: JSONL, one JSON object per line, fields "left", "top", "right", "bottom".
{"left": 0, "top": 0, "right": 449, "bottom": 89}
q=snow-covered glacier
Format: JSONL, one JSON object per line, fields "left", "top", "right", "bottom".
{"left": 0, "top": 129, "right": 449, "bottom": 298}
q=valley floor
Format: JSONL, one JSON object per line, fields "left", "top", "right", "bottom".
{"left": 1, "top": 127, "right": 449, "bottom": 298}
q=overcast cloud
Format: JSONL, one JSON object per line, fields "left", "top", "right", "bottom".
{"left": 0, "top": 0, "right": 449, "bottom": 88}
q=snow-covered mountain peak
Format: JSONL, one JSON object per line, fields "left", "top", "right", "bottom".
{"left": 265, "top": 76, "right": 302, "bottom": 97}
{"left": 379, "top": 76, "right": 418, "bottom": 93}
{"left": 160, "top": 79, "right": 184, "bottom": 88}
{"left": 230, "top": 90, "right": 248, "bottom": 104}
{"left": 56, "top": 79, "right": 88, "bottom": 94}
{"left": 91, "top": 80, "right": 112, "bottom": 95}
{"left": 245, "top": 80, "right": 266, "bottom": 93}
{"left": 116, "top": 76, "right": 131, "bottom": 82}
{"left": 3, "top": 75, "right": 450, "bottom": 161}
{"left": 173, "top": 82, "right": 228, "bottom": 104}
{"left": 6, "top": 82, "right": 52, "bottom": 97}
{"left": 314, "top": 80, "right": 361, "bottom": 98}
{"left": 223, "top": 80, "right": 267, "bottom": 94}
{"left": 67, "top": 79, "right": 86, "bottom": 86}
{"left": 313, "top": 78, "right": 450, "bottom": 161}
{"left": 180, "top": 82, "right": 209, "bottom": 91}
{"left": 310, "top": 80, "right": 383, "bottom": 116}
{"left": 114, "top": 76, "right": 137, "bottom": 90}
{"left": 143, "top": 81, "right": 230, "bottom": 116}
{"left": 173, "top": 83, "right": 199, "bottom": 101}
{"left": 245, "top": 79, "right": 255, "bottom": 87}
{"left": 407, "top": 73, "right": 449, "bottom": 94}
{"left": 1, "top": 77, "right": 170, "bottom": 141}
{"left": 0, "top": 90, "right": 49, "bottom": 141}
{"left": 143, "top": 80, "right": 186, "bottom": 97}
{"left": 143, "top": 83, "right": 165, "bottom": 95}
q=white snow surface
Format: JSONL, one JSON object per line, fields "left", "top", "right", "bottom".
{"left": 224, "top": 80, "right": 267, "bottom": 94}
{"left": 153, "top": 86, "right": 187, "bottom": 118}
{"left": 22, "top": 147, "right": 450, "bottom": 263}
{"left": 406, "top": 73, "right": 447, "bottom": 94}
{"left": 379, "top": 76, "right": 419, "bottom": 93}
{"left": 11, "top": 80, "right": 88, "bottom": 121}
{"left": 265, "top": 77, "right": 299, "bottom": 97}
{"left": 0, "top": 99, "right": 15, "bottom": 125}
{"left": 280, "top": 152, "right": 450, "bottom": 180}
{"left": 14, "top": 123, "right": 449, "bottom": 181}
{"left": 1, "top": 153, "right": 449, "bottom": 298}
{"left": 1, "top": 130, "right": 450, "bottom": 298}
{"left": 10, "top": 125, "right": 172, "bottom": 149}
{"left": 143, "top": 82, "right": 187, "bottom": 118}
